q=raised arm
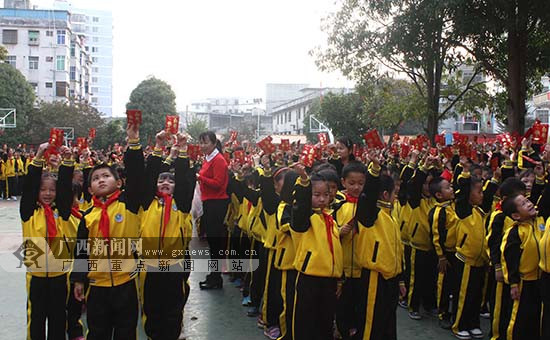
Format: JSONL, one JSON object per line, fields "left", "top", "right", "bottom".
{"left": 124, "top": 122, "right": 145, "bottom": 214}
{"left": 56, "top": 146, "right": 75, "bottom": 220}
{"left": 291, "top": 163, "right": 311, "bottom": 233}
{"left": 20, "top": 143, "right": 48, "bottom": 221}
{"left": 357, "top": 155, "right": 382, "bottom": 228}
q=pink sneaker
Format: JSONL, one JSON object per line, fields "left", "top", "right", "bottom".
{"left": 263, "top": 326, "right": 281, "bottom": 340}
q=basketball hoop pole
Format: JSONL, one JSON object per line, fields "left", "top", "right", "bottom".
{"left": 0, "top": 108, "right": 16, "bottom": 128}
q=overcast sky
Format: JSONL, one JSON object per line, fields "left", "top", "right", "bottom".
{"left": 31, "top": 0, "right": 352, "bottom": 115}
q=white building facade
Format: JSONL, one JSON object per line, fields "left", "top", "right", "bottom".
{"left": 53, "top": 0, "right": 113, "bottom": 116}
{"left": 272, "top": 88, "right": 351, "bottom": 135}
{"left": 1, "top": 8, "right": 91, "bottom": 103}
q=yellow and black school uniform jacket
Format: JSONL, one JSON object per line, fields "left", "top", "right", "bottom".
{"left": 502, "top": 218, "right": 545, "bottom": 286}
{"left": 4, "top": 157, "right": 15, "bottom": 178}
{"left": 396, "top": 163, "right": 415, "bottom": 245}
{"left": 225, "top": 174, "right": 242, "bottom": 231}
{"left": 20, "top": 158, "right": 74, "bottom": 277}
{"left": 486, "top": 172, "right": 546, "bottom": 271}
{"left": 291, "top": 177, "right": 343, "bottom": 278}
{"left": 240, "top": 180, "right": 266, "bottom": 243}
{"left": 0, "top": 159, "right": 5, "bottom": 181}
{"left": 518, "top": 144, "right": 542, "bottom": 170}
{"left": 140, "top": 149, "right": 195, "bottom": 267}
{"left": 455, "top": 172, "right": 499, "bottom": 267}
{"left": 540, "top": 219, "right": 550, "bottom": 273}
{"left": 259, "top": 170, "right": 280, "bottom": 250}
{"left": 430, "top": 200, "right": 459, "bottom": 258}
{"left": 15, "top": 157, "right": 24, "bottom": 176}
{"left": 355, "top": 163, "right": 403, "bottom": 280}
{"left": 406, "top": 166, "right": 435, "bottom": 251}
{"left": 333, "top": 196, "right": 361, "bottom": 279}
{"left": 274, "top": 202, "right": 297, "bottom": 271}
{"left": 77, "top": 165, "right": 93, "bottom": 212}
{"left": 71, "top": 143, "right": 144, "bottom": 287}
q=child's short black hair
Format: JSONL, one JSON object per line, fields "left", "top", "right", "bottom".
{"left": 379, "top": 174, "right": 395, "bottom": 198}
{"left": 342, "top": 160, "right": 367, "bottom": 179}
{"left": 519, "top": 168, "right": 534, "bottom": 180}
{"left": 312, "top": 162, "right": 337, "bottom": 173}
{"left": 317, "top": 169, "right": 339, "bottom": 185}
{"left": 429, "top": 176, "right": 447, "bottom": 197}
{"left": 89, "top": 163, "right": 120, "bottom": 183}
{"left": 72, "top": 181, "right": 83, "bottom": 199}
{"left": 501, "top": 195, "right": 519, "bottom": 218}
{"left": 499, "top": 178, "right": 526, "bottom": 198}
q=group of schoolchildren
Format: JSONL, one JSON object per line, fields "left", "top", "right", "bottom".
{"left": 18, "top": 123, "right": 550, "bottom": 340}
{"left": 21, "top": 124, "right": 195, "bottom": 340}
{"left": 222, "top": 136, "right": 550, "bottom": 340}
{"left": 0, "top": 147, "right": 29, "bottom": 200}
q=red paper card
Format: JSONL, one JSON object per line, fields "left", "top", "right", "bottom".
{"left": 531, "top": 120, "right": 549, "bottom": 144}
{"left": 400, "top": 143, "right": 410, "bottom": 159}
{"left": 229, "top": 131, "right": 238, "bottom": 143}
{"left": 187, "top": 144, "right": 202, "bottom": 161}
{"left": 76, "top": 137, "right": 88, "bottom": 151}
{"left": 49, "top": 128, "right": 64, "bottom": 148}
{"left": 257, "top": 136, "right": 276, "bottom": 154}
{"left": 317, "top": 133, "right": 328, "bottom": 147}
{"left": 126, "top": 109, "right": 142, "bottom": 126}
{"left": 233, "top": 150, "right": 245, "bottom": 164}
{"left": 429, "top": 147, "right": 438, "bottom": 156}
{"left": 435, "top": 134, "right": 445, "bottom": 146}
{"left": 300, "top": 145, "right": 316, "bottom": 167}
{"left": 165, "top": 115, "right": 179, "bottom": 134}
{"left": 279, "top": 139, "right": 290, "bottom": 151}
{"left": 363, "top": 129, "right": 384, "bottom": 149}
{"left": 88, "top": 128, "right": 96, "bottom": 139}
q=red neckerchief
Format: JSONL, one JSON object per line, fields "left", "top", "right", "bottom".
{"left": 40, "top": 200, "right": 57, "bottom": 247}
{"left": 322, "top": 211, "right": 335, "bottom": 264}
{"left": 495, "top": 200, "right": 502, "bottom": 211}
{"left": 247, "top": 200, "right": 253, "bottom": 213}
{"left": 345, "top": 193, "right": 359, "bottom": 204}
{"left": 156, "top": 191, "right": 173, "bottom": 245}
{"left": 92, "top": 190, "right": 121, "bottom": 241}
{"left": 71, "top": 206, "right": 82, "bottom": 219}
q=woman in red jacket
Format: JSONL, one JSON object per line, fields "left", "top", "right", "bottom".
{"left": 197, "top": 131, "right": 229, "bottom": 289}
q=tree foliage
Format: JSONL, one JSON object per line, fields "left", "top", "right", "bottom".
{"left": 26, "top": 101, "right": 104, "bottom": 145}
{"left": 0, "top": 45, "right": 7, "bottom": 62}
{"left": 450, "top": 0, "right": 550, "bottom": 133}
{"left": 314, "top": 0, "right": 493, "bottom": 140}
{"left": 184, "top": 117, "right": 208, "bottom": 142}
{"left": 0, "top": 63, "right": 35, "bottom": 145}
{"left": 94, "top": 119, "right": 126, "bottom": 150}
{"left": 126, "top": 76, "right": 177, "bottom": 143}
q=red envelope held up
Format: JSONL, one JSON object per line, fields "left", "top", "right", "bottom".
{"left": 126, "top": 109, "right": 142, "bottom": 126}
{"left": 165, "top": 115, "right": 179, "bottom": 134}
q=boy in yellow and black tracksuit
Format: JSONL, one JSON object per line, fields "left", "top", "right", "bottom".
{"left": 501, "top": 185, "right": 550, "bottom": 340}
{"left": 539, "top": 202, "right": 550, "bottom": 340}
{"left": 5, "top": 153, "right": 17, "bottom": 199}
{"left": 356, "top": 161, "right": 405, "bottom": 340}
{"left": 290, "top": 171, "right": 343, "bottom": 340}
{"left": 452, "top": 167, "right": 499, "bottom": 339}
{"left": 396, "top": 161, "right": 414, "bottom": 306}
{"left": 428, "top": 177, "right": 458, "bottom": 329}
{"left": 21, "top": 147, "right": 74, "bottom": 340}
{"left": 406, "top": 163, "right": 437, "bottom": 318}
{"left": 333, "top": 160, "right": 367, "bottom": 340}
{"left": 139, "top": 145, "right": 195, "bottom": 340}
{"left": 71, "top": 138, "right": 144, "bottom": 340}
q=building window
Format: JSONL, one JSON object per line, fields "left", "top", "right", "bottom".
{"left": 56, "top": 81, "right": 68, "bottom": 97}
{"left": 93, "top": 17, "right": 99, "bottom": 22}
{"left": 5, "top": 56, "right": 16, "bottom": 67}
{"left": 29, "top": 82, "right": 38, "bottom": 92}
{"left": 92, "top": 37, "right": 99, "bottom": 42}
{"left": 45, "top": 82, "right": 53, "bottom": 88}
{"left": 56, "top": 56, "right": 66, "bottom": 71}
{"left": 2, "top": 29, "right": 18, "bottom": 44}
{"left": 92, "top": 27, "right": 98, "bottom": 33}
{"left": 91, "top": 87, "right": 98, "bottom": 93}
{"left": 57, "top": 30, "right": 66, "bottom": 45}
{"left": 69, "top": 89, "right": 75, "bottom": 97}
{"left": 28, "top": 30, "right": 39, "bottom": 45}
{"left": 46, "top": 56, "right": 53, "bottom": 62}
{"left": 70, "top": 42, "right": 75, "bottom": 57}
{"left": 70, "top": 66, "right": 76, "bottom": 80}
{"left": 298, "top": 109, "right": 301, "bottom": 120}
{"left": 92, "top": 77, "right": 98, "bottom": 83}
{"left": 92, "top": 67, "right": 99, "bottom": 72}
{"left": 92, "top": 47, "right": 98, "bottom": 53}
{"left": 46, "top": 30, "right": 53, "bottom": 37}
{"left": 29, "top": 56, "right": 39, "bottom": 70}
{"left": 91, "top": 97, "right": 98, "bottom": 104}
{"left": 92, "top": 57, "right": 98, "bottom": 62}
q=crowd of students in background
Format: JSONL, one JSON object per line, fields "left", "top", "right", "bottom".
{"left": 14, "top": 122, "right": 550, "bottom": 340}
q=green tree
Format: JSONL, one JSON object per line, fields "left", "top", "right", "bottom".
{"left": 450, "top": 0, "right": 550, "bottom": 133}
{"left": 185, "top": 117, "right": 208, "bottom": 142}
{"left": 0, "top": 45, "right": 7, "bottom": 62}
{"left": 305, "top": 93, "right": 368, "bottom": 143}
{"left": 94, "top": 118, "right": 126, "bottom": 150}
{"left": 26, "top": 100, "right": 104, "bottom": 145}
{"left": 0, "top": 63, "right": 35, "bottom": 145}
{"left": 126, "top": 76, "right": 177, "bottom": 143}
{"left": 314, "top": 0, "right": 485, "bottom": 141}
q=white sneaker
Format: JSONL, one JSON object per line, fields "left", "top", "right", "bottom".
{"left": 11, "top": 196, "right": 17, "bottom": 201}
{"left": 454, "top": 330, "right": 472, "bottom": 340}
{"left": 469, "top": 328, "right": 483, "bottom": 339}
{"left": 6, "top": 197, "right": 11, "bottom": 201}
